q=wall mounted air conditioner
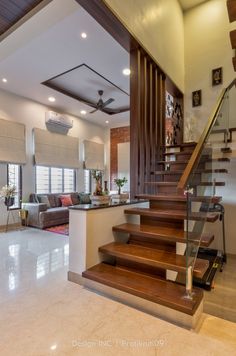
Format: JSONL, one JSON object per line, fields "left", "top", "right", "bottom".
{"left": 45, "top": 111, "right": 73, "bottom": 134}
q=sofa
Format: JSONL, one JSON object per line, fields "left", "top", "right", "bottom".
{"left": 24, "top": 192, "right": 91, "bottom": 229}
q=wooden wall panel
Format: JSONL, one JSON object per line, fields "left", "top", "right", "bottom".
{"left": 130, "top": 48, "right": 166, "bottom": 197}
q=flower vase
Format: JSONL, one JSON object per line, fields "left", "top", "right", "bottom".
{"left": 4, "top": 197, "right": 15, "bottom": 207}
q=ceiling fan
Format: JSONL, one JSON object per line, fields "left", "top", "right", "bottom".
{"left": 90, "top": 90, "right": 114, "bottom": 114}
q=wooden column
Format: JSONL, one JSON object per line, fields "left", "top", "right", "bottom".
{"left": 130, "top": 48, "right": 166, "bottom": 197}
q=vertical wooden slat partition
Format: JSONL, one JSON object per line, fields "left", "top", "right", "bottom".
{"left": 130, "top": 48, "right": 166, "bottom": 197}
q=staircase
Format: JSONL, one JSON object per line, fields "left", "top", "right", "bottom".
{"left": 82, "top": 141, "right": 229, "bottom": 327}
{"left": 81, "top": 79, "right": 236, "bottom": 327}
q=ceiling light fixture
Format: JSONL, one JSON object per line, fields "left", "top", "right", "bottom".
{"left": 80, "top": 110, "right": 87, "bottom": 115}
{"left": 105, "top": 120, "right": 109, "bottom": 124}
{"left": 50, "top": 344, "right": 57, "bottom": 351}
{"left": 2, "top": 78, "right": 7, "bottom": 83}
{"left": 122, "top": 68, "right": 131, "bottom": 76}
{"left": 48, "top": 96, "right": 56, "bottom": 102}
{"left": 81, "top": 32, "right": 87, "bottom": 39}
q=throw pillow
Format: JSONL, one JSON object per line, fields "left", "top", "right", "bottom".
{"left": 71, "top": 193, "right": 80, "bottom": 205}
{"left": 60, "top": 195, "right": 73, "bottom": 207}
{"left": 54, "top": 195, "right": 62, "bottom": 207}
{"left": 79, "top": 193, "right": 91, "bottom": 204}
{"left": 47, "top": 194, "right": 57, "bottom": 208}
{"left": 39, "top": 195, "right": 50, "bottom": 208}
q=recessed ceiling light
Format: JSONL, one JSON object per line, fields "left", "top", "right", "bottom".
{"left": 2, "top": 78, "right": 7, "bottom": 83}
{"left": 105, "top": 120, "right": 109, "bottom": 124}
{"left": 81, "top": 32, "right": 87, "bottom": 39}
{"left": 48, "top": 96, "right": 56, "bottom": 102}
{"left": 80, "top": 110, "right": 87, "bottom": 115}
{"left": 122, "top": 68, "right": 131, "bottom": 76}
{"left": 50, "top": 344, "right": 57, "bottom": 351}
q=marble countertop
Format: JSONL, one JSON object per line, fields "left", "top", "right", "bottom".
{"left": 69, "top": 199, "right": 148, "bottom": 211}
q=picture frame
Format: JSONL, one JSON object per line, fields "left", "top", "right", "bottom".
{"left": 192, "top": 90, "right": 202, "bottom": 107}
{"left": 212, "top": 67, "right": 223, "bottom": 86}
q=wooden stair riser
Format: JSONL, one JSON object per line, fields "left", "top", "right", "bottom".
{"left": 141, "top": 216, "right": 184, "bottom": 229}
{"left": 129, "top": 235, "right": 176, "bottom": 253}
{"left": 129, "top": 235, "right": 177, "bottom": 252}
{"left": 113, "top": 224, "right": 214, "bottom": 247}
{"left": 116, "top": 257, "right": 166, "bottom": 279}
{"left": 163, "top": 173, "right": 181, "bottom": 182}
{"left": 157, "top": 185, "right": 178, "bottom": 194}
{"left": 82, "top": 263, "right": 203, "bottom": 316}
{"left": 125, "top": 208, "right": 219, "bottom": 223}
{"left": 150, "top": 200, "right": 186, "bottom": 211}
{"left": 99, "top": 243, "right": 209, "bottom": 278}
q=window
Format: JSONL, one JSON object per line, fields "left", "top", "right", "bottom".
{"left": 36, "top": 166, "right": 76, "bottom": 194}
{"left": 84, "top": 169, "right": 91, "bottom": 194}
{"left": 7, "top": 164, "right": 22, "bottom": 209}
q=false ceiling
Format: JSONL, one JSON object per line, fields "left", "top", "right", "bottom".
{"left": 0, "top": 0, "right": 130, "bottom": 127}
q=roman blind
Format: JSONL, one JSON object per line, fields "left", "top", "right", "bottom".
{"left": 84, "top": 140, "right": 104, "bottom": 170}
{"left": 0, "top": 118, "right": 26, "bottom": 164}
{"left": 34, "top": 128, "right": 79, "bottom": 168}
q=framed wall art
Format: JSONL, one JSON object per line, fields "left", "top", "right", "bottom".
{"left": 192, "top": 90, "right": 202, "bottom": 107}
{"left": 212, "top": 67, "right": 223, "bottom": 86}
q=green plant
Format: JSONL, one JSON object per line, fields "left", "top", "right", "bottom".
{"left": 114, "top": 177, "right": 128, "bottom": 194}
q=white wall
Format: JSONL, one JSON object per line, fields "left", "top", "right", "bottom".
{"left": 0, "top": 89, "right": 108, "bottom": 226}
{"left": 184, "top": 0, "right": 236, "bottom": 140}
{"left": 104, "top": 0, "right": 185, "bottom": 92}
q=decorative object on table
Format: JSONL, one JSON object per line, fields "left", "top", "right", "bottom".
{"left": 112, "top": 177, "right": 129, "bottom": 203}
{"left": 192, "top": 90, "right": 202, "bottom": 107}
{"left": 212, "top": 67, "right": 223, "bottom": 86}
{"left": 0, "top": 184, "right": 16, "bottom": 207}
{"left": 19, "top": 199, "right": 28, "bottom": 226}
{"left": 90, "top": 170, "right": 110, "bottom": 205}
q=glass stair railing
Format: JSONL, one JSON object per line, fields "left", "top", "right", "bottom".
{"left": 178, "top": 79, "right": 236, "bottom": 298}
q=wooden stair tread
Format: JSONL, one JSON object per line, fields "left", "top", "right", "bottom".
{"left": 158, "top": 160, "right": 188, "bottom": 164}
{"left": 151, "top": 169, "right": 228, "bottom": 176}
{"left": 199, "top": 181, "right": 225, "bottom": 186}
{"left": 195, "top": 169, "right": 228, "bottom": 173}
{"left": 99, "top": 242, "right": 209, "bottom": 278}
{"left": 82, "top": 262, "right": 203, "bottom": 315}
{"left": 124, "top": 208, "right": 219, "bottom": 222}
{"left": 163, "top": 151, "right": 192, "bottom": 156}
{"left": 206, "top": 157, "right": 230, "bottom": 162}
{"left": 144, "top": 181, "right": 225, "bottom": 187}
{"left": 152, "top": 171, "right": 183, "bottom": 175}
{"left": 161, "top": 142, "right": 197, "bottom": 149}
{"left": 135, "top": 194, "right": 222, "bottom": 203}
{"left": 113, "top": 223, "right": 214, "bottom": 247}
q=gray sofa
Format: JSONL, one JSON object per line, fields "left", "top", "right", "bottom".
{"left": 25, "top": 192, "right": 90, "bottom": 229}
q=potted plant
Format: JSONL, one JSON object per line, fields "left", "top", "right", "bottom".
{"left": 0, "top": 184, "right": 16, "bottom": 207}
{"left": 112, "top": 177, "right": 129, "bottom": 203}
{"left": 90, "top": 170, "right": 110, "bottom": 206}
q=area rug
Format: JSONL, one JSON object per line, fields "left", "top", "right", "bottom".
{"left": 45, "top": 224, "right": 69, "bottom": 236}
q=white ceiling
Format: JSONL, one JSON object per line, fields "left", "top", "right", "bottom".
{"left": 179, "top": 0, "right": 209, "bottom": 11}
{"left": 0, "top": 0, "right": 130, "bottom": 128}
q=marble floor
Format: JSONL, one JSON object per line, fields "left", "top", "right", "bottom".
{"left": 204, "top": 254, "right": 236, "bottom": 323}
{"left": 0, "top": 228, "right": 236, "bottom": 356}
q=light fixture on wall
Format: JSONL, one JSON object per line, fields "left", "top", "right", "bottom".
{"left": 2, "top": 78, "right": 7, "bottom": 83}
{"left": 48, "top": 96, "right": 56, "bottom": 102}
{"left": 122, "top": 68, "right": 131, "bottom": 76}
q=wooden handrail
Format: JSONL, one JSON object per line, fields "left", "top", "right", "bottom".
{"left": 177, "top": 78, "right": 236, "bottom": 192}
